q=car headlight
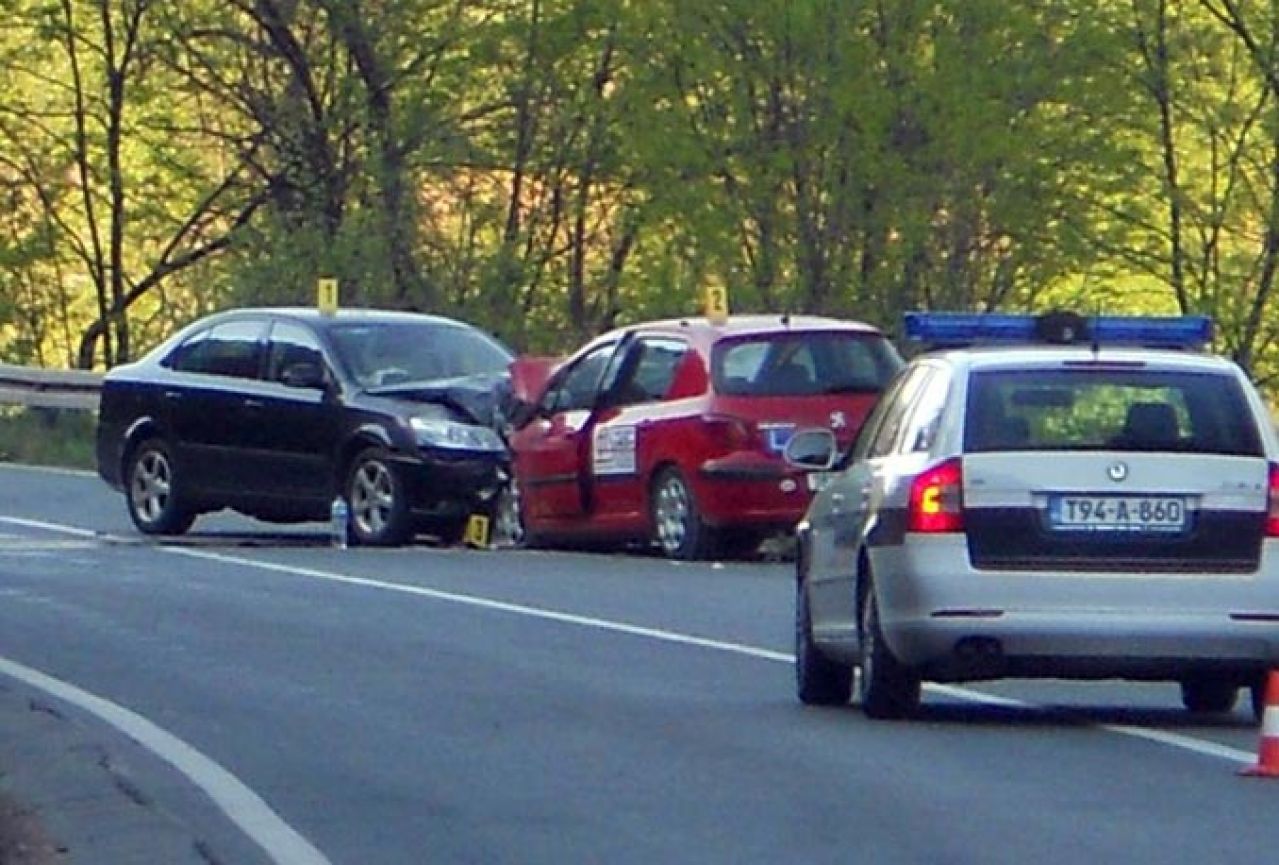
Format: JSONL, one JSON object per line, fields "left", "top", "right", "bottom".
{"left": 409, "top": 416, "right": 505, "bottom": 453}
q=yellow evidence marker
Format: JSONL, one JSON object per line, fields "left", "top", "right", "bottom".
{"left": 317, "top": 277, "right": 339, "bottom": 315}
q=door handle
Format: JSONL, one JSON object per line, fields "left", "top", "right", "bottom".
{"left": 243, "top": 398, "right": 264, "bottom": 409}
{"left": 163, "top": 390, "right": 182, "bottom": 401}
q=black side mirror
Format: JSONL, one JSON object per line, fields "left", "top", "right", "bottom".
{"left": 281, "top": 361, "right": 327, "bottom": 390}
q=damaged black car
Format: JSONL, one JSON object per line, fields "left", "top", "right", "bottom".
{"left": 95, "top": 307, "right": 514, "bottom": 546}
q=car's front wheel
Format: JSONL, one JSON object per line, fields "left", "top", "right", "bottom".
{"left": 492, "top": 477, "right": 527, "bottom": 548}
{"left": 346, "top": 447, "right": 412, "bottom": 546}
{"left": 650, "top": 467, "right": 716, "bottom": 560}
{"left": 126, "top": 438, "right": 195, "bottom": 536}
{"left": 858, "top": 583, "right": 921, "bottom": 720}
{"left": 796, "top": 581, "right": 852, "bottom": 705}
{"left": 1180, "top": 679, "right": 1239, "bottom": 714}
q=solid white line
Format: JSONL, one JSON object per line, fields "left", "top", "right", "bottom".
{"left": 0, "top": 463, "right": 96, "bottom": 478}
{"left": 0, "top": 514, "right": 1260, "bottom": 772}
{"left": 0, "top": 654, "right": 331, "bottom": 865}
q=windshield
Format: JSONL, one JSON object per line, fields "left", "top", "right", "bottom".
{"left": 711, "top": 331, "right": 902, "bottom": 397}
{"left": 328, "top": 322, "right": 513, "bottom": 389}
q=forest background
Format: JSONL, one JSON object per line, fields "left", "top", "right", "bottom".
{"left": 2, "top": 0, "right": 1278, "bottom": 399}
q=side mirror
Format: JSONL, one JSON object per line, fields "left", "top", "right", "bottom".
{"left": 784, "top": 428, "right": 838, "bottom": 471}
{"left": 281, "top": 361, "right": 327, "bottom": 390}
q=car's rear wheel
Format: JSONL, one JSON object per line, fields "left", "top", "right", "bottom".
{"left": 126, "top": 438, "right": 195, "bottom": 536}
{"left": 346, "top": 447, "right": 411, "bottom": 546}
{"left": 651, "top": 467, "right": 717, "bottom": 560}
{"left": 858, "top": 583, "right": 921, "bottom": 720}
{"left": 1179, "top": 679, "right": 1239, "bottom": 714}
{"left": 796, "top": 581, "right": 853, "bottom": 705}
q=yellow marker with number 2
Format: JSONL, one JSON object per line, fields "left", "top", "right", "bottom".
{"left": 704, "top": 285, "right": 729, "bottom": 325}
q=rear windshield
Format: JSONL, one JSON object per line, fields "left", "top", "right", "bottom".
{"left": 964, "top": 367, "right": 1264, "bottom": 456}
{"left": 711, "top": 332, "right": 902, "bottom": 397}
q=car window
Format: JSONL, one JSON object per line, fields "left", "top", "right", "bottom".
{"left": 847, "top": 365, "right": 914, "bottom": 462}
{"left": 544, "top": 344, "right": 616, "bottom": 414}
{"left": 166, "top": 320, "right": 265, "bottom": 379}
{"left": 266, "top": 322, "right": 327, "bottom": 384}
{"left": 868, "top": 365, "right": 935, "bottom": 458}
{"left": 901, "top": 366, "right": 952, "bottom": 454}
{"left": 329, "top": 322, "right": 512, "bottom": 388}
{"left": 964, "top": 368, "right": 1264, "bottom": 455}
{"left": 711, "top": 332, "right": 901, "bottom": 397}
{"left": 611, "top": 338, "right": 688, "bottom": 407}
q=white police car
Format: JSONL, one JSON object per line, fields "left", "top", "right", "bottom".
{"left": 787, "top": 311, "right": 1279, "bottom": 720}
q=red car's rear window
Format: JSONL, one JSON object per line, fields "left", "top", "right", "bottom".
{"left": 711, "top": 332, "right": 901, "bottom": 397}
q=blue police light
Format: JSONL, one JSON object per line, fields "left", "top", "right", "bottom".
{"left": 903, "top": 312, "right": 1212, "bottom": 350}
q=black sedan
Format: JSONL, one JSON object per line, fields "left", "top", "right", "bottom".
{"left": 95, "top": 307, "right": 514, "bottom": 545}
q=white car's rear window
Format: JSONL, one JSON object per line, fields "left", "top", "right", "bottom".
{"left": 964, "top": 367, "right": 1264, "bottom": 456}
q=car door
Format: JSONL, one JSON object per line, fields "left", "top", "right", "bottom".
{"left": 515, "top": 342, "right": 624, "bottom": 521}
{"left": 250, "top": 320, "right": 342, "bottom": 505}
{"left": 589, "top": 336, "right": 690, "bottom": 528}
{"left": 806, "top": 365, "right": 937, "bottom": 646}
{"left": 162, "top": 318, "right": 268, "bottom": 498}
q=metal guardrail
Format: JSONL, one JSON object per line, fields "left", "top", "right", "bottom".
{"left": 0, "top": 363, "right": 102, "bottom": 411}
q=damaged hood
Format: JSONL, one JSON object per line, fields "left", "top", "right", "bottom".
{"left": 367, "top": 371, "right": 511, "bottom": 428}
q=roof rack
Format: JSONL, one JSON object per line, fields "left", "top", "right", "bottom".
{"left": 902, "top": 311, "right": 1213, "bottom": 350}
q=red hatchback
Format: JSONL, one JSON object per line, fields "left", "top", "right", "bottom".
{"left": 503, "top": 315, "right": 902, "bottom": 559}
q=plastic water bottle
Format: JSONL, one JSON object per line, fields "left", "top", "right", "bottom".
{"left": 330, "top": 496, "right": 349, "bottom": 549}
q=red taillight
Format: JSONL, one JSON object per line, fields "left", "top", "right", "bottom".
{"left": 1267, "top": 463, "right": 1279, "bottom": 538}
{"left": 908, "top": 457, "right": 964, "bottom": 533}
{"left": 703, "top": 414, "right": 758, "bottom": 452}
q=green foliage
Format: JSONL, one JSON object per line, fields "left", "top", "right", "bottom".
{"left": 0, "top": 0, "right": 1276, "bottom": 399}
{"left": 0, "top": 406, "right": 95, "bottom": 469}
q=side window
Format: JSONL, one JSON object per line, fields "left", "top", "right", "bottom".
{"left": 849, "top": 366, "right": 913, "bottom": 462}
{"left": 265, "top": 322, "right": 327, "bottom": 384}
{"left": 612, "top": 338, "right": 688, "bottom": 407}
{"left": 166, "top": 320, "right": 264, "bottom": 379}
{"left": 543, "top": 344, "right": 615, "bottom": 414}
{"left": 868, "top": 366, "right": 935, "bottom": 459}
{"left": 901, "top": 367, "right": 952, "bottom": 454}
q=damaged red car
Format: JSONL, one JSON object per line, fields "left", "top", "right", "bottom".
{"left": 499, "top": 315, "right": 902, "bottom": 559}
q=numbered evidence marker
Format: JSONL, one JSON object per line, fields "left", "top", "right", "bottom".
{"left": 463, "top": 514, "right": 491, "bottom": 549}
{"left": 317, "top": 277, "right": 339, "bottom": 316}
{"left": 703, "top": 285, "right": 729, "bottom": 325}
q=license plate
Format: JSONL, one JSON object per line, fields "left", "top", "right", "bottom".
{"left": 1049, "top": 495, "right": 1187, "bottom": 532}
{"left": 807, "top": 472, "right": 836, "bottom": 492}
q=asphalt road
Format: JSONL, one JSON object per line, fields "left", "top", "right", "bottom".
{"left": 0, "top": 463, "right": 1276, "bottom": 864}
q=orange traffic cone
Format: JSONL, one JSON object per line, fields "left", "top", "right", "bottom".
{"left": 1241, "top": 670, "right": 1279, "bottom": 778}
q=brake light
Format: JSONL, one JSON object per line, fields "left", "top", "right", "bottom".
{"left": 704, "top": 414, "right": 758, "bottom": 452}
{"left": 1268, "top": 463, "right": 1279, "bottom": 538}
{"left": 908, "top": 457, "right": 964, "bottom": 533}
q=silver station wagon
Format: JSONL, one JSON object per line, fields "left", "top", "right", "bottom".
{"left": 787, "top": 312, "right": 1279, "bottom": 720}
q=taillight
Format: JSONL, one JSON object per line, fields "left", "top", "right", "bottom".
{"left": 908, "top": 457, "right": 964, "bottom": 533}
{"left": 1267, "top": 463, "right": 1279, "bottom": 537}
{"left": 703, "top": 414, "right": 758, "bottom": 452}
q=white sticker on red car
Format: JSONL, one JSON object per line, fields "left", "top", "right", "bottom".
{"left": 593, "top": 425, "right": 637, "bottom": 476}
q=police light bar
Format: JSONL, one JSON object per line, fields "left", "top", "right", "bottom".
{"left": 902, "top": 311, "right": 1213, "bottom": 350}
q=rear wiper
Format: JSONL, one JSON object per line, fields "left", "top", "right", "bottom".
{"left": 820, "top": 383, "right": 880, "bottom": 395}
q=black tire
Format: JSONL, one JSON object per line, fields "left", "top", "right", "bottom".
{"left": 345, "top": 447, "right": 412, "bottom": 546}
{"left": 858, "top": 583, "right": 921, "bottom": 720}
{"left": 650, "top": 467, "right": 718, "bottom": 560}
{"left": 1179, "top": 679, "right": 1239, "bottom": 714}
{"left": 796, "top": 581, "right": 853, "bottom": 705}
{"left": 125, "top": 438, "right": 195, "bottom": 536}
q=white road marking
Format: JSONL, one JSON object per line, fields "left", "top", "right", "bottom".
{"left": 0, "top": 515, "right": 1261, "bottom": 777}
{"left": 0, "top": 654, "right": 331, "bottom": 865}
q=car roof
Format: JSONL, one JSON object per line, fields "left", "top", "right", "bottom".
{"left": 923, "top": 344, "right": 1242, "bottom": 375}
{"left": 592, "top": 314, "right": 885, "bottom": 347}
{"left": 211, "top": 306, "right": 474, "bottom": 329}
